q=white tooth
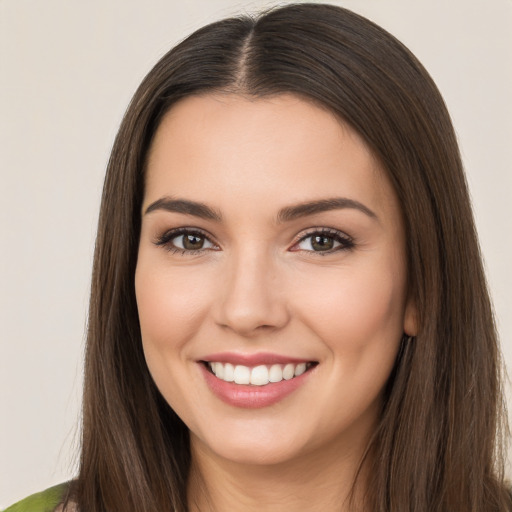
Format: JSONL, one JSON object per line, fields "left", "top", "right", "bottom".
{"left": 294, "top": 363, "right": 306, "bottom": 376}
{"left": 223, "top": 363, "right": 235, "bottom": 382}
{"left": 234, "top": 365, "right": 251, "bottom": 384}
{"left": 283, "top": 363, "right": 295, "bottom": 380}
{"left": 208, "top": 362, "right": 214, "bottom": 372}
{"left": 269, "top": 364, "right": 283, "bottom": 383}
{"left": 214, "top": 362, "right": 224, "bottom": 379}
{"left": 250, "top": 365, "right": 269, "bottom": 386}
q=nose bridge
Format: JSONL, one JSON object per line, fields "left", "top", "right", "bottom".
{"left": 216, "top": 244, "right": 288, "bottom": 335}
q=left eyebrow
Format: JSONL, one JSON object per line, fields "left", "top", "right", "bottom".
{"left": 277, "top": 197, "right": 377, "bottom": 223}
{"left": 144, "top": 197, "right": 222, "bottom": 221}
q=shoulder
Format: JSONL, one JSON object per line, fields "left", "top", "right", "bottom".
{"left": 3, "top": 483, "right": 71, "bottom": 512}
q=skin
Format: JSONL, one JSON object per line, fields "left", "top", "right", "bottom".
{"left": 135, "top": 93, "right": 417, "bottom": 511}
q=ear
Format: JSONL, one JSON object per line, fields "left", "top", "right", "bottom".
{"left": 403, "top": 297, "right": 418, "bottom": 337}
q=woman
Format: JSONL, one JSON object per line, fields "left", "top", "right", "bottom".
{"left": 6, "top": 3, "right": 510, "bottom": 511}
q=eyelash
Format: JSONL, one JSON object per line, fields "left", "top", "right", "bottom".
{"left": 154, "top": 227, "right": 355, "bottom": 256}
{"left": 154, "top": 228, "right": 217, "bottom": 256}
{"left": 291, "top": 227, "right": 355, "bottom": 255}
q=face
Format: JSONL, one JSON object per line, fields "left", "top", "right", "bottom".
{"left": 135, "top": 94, "right": 416, "bottom": 467}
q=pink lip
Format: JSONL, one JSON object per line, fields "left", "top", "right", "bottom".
{"left": 198, "top": 361, "right": 315, "bottom": 409}
{"left": 199, "top": 351, "right": 312, "bottom": 366}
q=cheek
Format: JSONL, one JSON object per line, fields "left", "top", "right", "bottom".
{"left": 134, "top": 261, "right": 214, "bottom": 360}
{"left": 292, "top": 258, "right": 407, "bottom": 355}
{"left": 134, "top": 260, "right": 218, "bottom": 420}
{"left": 288, "top": 260, "right": 406, "bottom": 437}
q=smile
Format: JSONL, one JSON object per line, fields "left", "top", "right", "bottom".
{"left": 198, "top": 355, "right": 318, "bottom": 408}
{"left": 206, "top": 361, "right": 315, "bottom": 386}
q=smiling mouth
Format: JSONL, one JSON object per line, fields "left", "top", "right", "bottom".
{"left": 202, "top": 361, "right": 317, "bottom": 386}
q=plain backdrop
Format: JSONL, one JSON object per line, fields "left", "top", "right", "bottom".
{"left": 1, "top": 0, "right": 511, "bottom": 506}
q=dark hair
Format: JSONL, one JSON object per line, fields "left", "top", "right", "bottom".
{"left": 70, "top": 3, "right": 510, "bottom": 511}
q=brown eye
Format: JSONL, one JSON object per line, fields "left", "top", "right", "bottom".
{"left": 182, "top": 234, "right": 206, "bottom": 250}
{"left": 155, "top": 230, "right": 216, "bottom": 253}
{"left": 310, "top": 235, "right": 335, "bottom": 251}
{"left": 292, "top": 229, "right": 354, "bottom": 254}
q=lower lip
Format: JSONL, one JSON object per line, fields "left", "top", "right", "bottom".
{"left": 199, "top": 364, "right": 313, "bottom": 409}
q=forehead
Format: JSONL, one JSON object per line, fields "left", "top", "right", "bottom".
{"left": 143, "top": 93, "right": 399, "bottom": 222}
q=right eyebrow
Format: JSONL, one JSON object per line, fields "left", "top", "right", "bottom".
{"left": 276, "top": 197, "right": 378, "bottom": 223}
{"left": 144, "top": 197, "right": 222, "bottom": 222}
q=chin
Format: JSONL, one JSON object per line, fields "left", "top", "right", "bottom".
{"left": 192, "top": 419, "right": 316, "bottom": 467}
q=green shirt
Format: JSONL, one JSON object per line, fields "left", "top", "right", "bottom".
{"left": 3, "top": 483, "right": 69, "bottom": 512}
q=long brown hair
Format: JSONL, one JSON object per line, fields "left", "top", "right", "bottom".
{"left": 70, "top": 3, "right": 510, "bottom": 511}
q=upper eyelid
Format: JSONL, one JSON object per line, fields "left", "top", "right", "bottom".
{"left": 153, "top": 227, "right": 219, "bottom": 255}
{"left": 293, "top": 227, "right": 352, "bottom": 242}
{"left": 290, "top": 227, "right": 354, "bottom": 253}
{"left": 154, "top": 226, "right": 215, "bottom": 244}
{"left": 152, "top": 227, "right": 220, "bottom": 253}
{"left": 153, "top": 226, "right": 353, "bottom": 249}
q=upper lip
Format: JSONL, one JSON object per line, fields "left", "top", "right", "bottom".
{"left": 199, "top": 351, "right": 315, "bottom": 366}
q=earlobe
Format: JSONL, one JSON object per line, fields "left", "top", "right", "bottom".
{"left": 403, "top": 299, "right": 418, "bottom": 337}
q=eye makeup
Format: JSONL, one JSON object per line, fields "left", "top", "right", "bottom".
{"left": 290, "top": 227, "right": 355, "bottom": 254}
{"left": 154, "top": 227, "right": 218, "bottom": 256}
{"left": 153, "top": 225, "right": 355, "bottom": 257}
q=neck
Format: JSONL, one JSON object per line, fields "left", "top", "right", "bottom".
{"left": 187, "top": 433, "right": 371, "bottom": 512}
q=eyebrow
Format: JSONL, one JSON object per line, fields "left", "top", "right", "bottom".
{"left": 276, "top": 197, "right": 377, "bottom": 223}
{"left": 144, "top": 196, "right": 377, "bottom": 222}
{"left": 144, "top": 197, "right": 222, "bottom": 221}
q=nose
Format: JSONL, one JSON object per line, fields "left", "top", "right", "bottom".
{"left": 214, "top": 249, "right": 290, "bottom": 337}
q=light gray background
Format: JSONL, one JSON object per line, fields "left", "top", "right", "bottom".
{"left": 1, "top": 0, "right": 511, "bottom": 506}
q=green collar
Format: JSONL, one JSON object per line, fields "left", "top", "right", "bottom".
{"left": 3, "top": 483, "right": 69, "bottom": 512}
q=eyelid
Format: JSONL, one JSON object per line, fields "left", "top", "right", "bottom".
{"left": 152, "top": 225, "right": 353, "bottom": 255}
{"left": 153, "top": 226, "right": 219, "bottom": 253}
{"left": 290, "top": 227, "right": 355, "bottom": 253}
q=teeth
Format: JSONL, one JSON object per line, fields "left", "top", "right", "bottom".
{"left": 269, "top": 364, "right": 283, "bottom": 383}
{"left": 250, "top": 365, "right": 269, "bottom": 386}
{"left": 234, "top": 365, "right": 250, "bottom": 384}
{"left": 207, "top": 361, "right": 313, "bottom": 386}
{"left": 283, "top": 363, "right": 295, "bottom": 380}
{"left": 223, "top": 363, "right": 235, "bottom": 382}
{"left": 213, "top": 362, "right": 224, "bottom": 379}
{"left": 294, "top": 363, "right": 306, "bottom": 376}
